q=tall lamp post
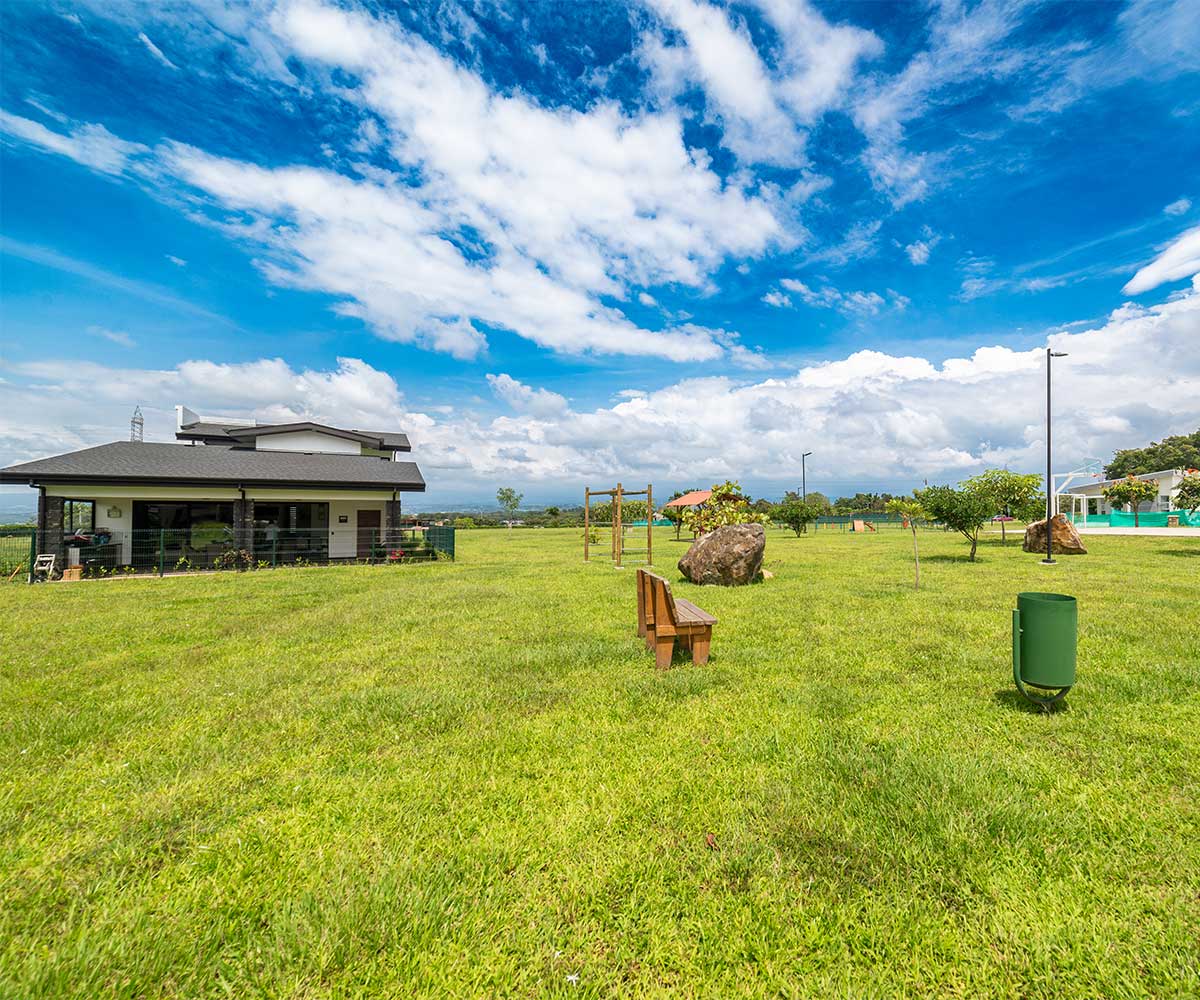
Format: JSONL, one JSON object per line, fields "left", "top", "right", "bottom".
{"left": 1043, "top": 349, "right": 1068, "bottom": 565}
{"left": 801, "top": 451, "right": 813, "bottom": 502}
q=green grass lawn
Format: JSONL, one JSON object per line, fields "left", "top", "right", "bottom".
{"left": 2, "top": 527, "right": 1198, "bottom": 998}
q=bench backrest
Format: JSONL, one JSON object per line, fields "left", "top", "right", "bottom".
{"left": 641, "top": 570, "right": 678, "bottom": 630}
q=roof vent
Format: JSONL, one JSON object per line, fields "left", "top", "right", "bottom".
{"left": 130, "top": 406, "right": 144, "bottom": 443}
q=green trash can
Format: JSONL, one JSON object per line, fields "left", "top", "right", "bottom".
{"left": 1012, "top": 592, "right": 1076, "bottom": 707}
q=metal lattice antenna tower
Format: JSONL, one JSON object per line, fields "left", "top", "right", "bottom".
{"left": 130, "top": 406, "right": 144, "bottom": 443}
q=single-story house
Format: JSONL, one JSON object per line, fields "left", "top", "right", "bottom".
{"left": 0, "top": 406, "right": 425, "bottom": 569}
{"left": 1060, "top": 468, "right": 1193, "bottom": 520}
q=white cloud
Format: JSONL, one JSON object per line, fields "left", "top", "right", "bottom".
{"left": 640, "top": 0, "right": 879, "bottom": 167}
{"left": 165, "top": 254, "right": 187, "bottom": 267}
{"left": 1164, "top": 197, "right": 1191, "bottom": 216}
{"left": 0, "top": 109, "right": 147, "bottom": 175}
{"left": 487, "top": 373, "right": 569, "bottom": 418}
{"left": 1122, "top": 225, "right": 1200, "bottom": 294}
{"left": 137, "top": 31, "right": 179, "bottom": 70}
{"left": 89, "top": 326, "right": 135, "bottom": 348}
{"left": 1, "top": 1, "right": 786, "bottom": 364}
{"left": 852, "top": 0, "right": 1025, "bottom": 205}
{"left": 761, "top": 290, "right": 791, "bottom": 308}
{"left": 779, "top": 277, "right": 906, "bottom": 317}
{"left": 4, "top": 284, "right": 1198, "bottom": 496}
{"left": 904, "top": 229, "right": 941, "bottom": 266}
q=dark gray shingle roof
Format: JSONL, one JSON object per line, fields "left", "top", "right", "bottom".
{"left": 0, "top": 442, "right": 425, "bottom": 491}
{"left": 177, "top": 420, "right": 411, "bottom": 451}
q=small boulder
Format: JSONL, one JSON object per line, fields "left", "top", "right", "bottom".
{"left": 1023, "top": 514, "right": 1088, "bottom": 555}
{"left": 679, "top": 523, "right": 765, "bottom": 585}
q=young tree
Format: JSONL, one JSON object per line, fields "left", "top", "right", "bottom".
{"left": 681, "top": 481, "right": 770, "bottom": 535}
{"left": 915, "top": 484, "right": 994, "bottom": 561}
{"left": 1102, "top": 475, "right": 1158, "bottom": 526}
{"left": 496, "top": 487, "right": 523, "bottom": 529}
{"left": 1174, "top": 471, "right": 1200, "bottom": 511}
{"left": 772, "top": 492, "right": 821, "bottom": 535}
{"left": 961, "top": 469, "right": 1045, "bottom": 544}
{"left": 886, "top": 497, "right": 925, "bottom": 589}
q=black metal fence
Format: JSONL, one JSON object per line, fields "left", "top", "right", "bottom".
{"left": 5, "top": 526, "right": 455, "bottom": 582}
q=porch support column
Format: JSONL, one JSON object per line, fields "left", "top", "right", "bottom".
{"left": 384, "top": 494, "right": 402, "bottom": 546}
{"left": 233, "top": 496, "right": 254, "bottom": 552}
{"left": 38, "top": 491, "right": 66, "bottom": 565}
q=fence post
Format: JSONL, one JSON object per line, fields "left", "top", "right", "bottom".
{"left": 158, "top": 529, "right": 165, "bottom": 577}
{"left": 28, "top": 528, "right": 36, "bottom": 584}
{"left": 272, "top": 536, "right": 277, "bottom": 568}
{"left": 372, "top": 528, "right": 377, "bottom": 564}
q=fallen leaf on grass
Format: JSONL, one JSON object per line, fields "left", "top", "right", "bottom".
{"left": 705, "top": 832, "right": 718, "bottom": 850}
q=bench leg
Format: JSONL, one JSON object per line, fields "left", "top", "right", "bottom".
{"left": 655, "top": 634, "right": 675, "bottom": 669}
{"left": 691, "top": 629, "right": 711, "bottom": 666}
{"left": 645, "top": 624, "right": 655, "bottom": 650}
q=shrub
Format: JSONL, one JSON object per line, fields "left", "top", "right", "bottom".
{"left": 682, "top": 481, "right": 770, "bottom": 536}
{"left": 214, "top": 548, "right": 254, "bottom": 571}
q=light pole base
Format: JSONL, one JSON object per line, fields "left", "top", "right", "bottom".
{"left": 1040, "top": 558, "right": 1056, "bottom": 565}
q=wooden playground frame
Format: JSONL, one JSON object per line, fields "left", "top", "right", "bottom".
{"left": 584, "top": 483, "right": 652, "bottom": 567}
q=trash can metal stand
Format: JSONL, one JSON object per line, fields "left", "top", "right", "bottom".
{"left": 1012, "top": 592, "right": 1077, "bottom": 707}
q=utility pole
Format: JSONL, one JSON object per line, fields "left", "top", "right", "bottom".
{"left": 1043, "top": 349, "right": 1068, "bottom": 565}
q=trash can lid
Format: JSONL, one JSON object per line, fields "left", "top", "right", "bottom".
{"left": 1017, "top": 591, "right": 1076, "bottom": 603}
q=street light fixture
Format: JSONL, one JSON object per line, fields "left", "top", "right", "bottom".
{"left": 1043, "top": 349, "right": 1068, "bottom": 565}
{"left": 801, "top": 451, "right": 813, "bottom": 503}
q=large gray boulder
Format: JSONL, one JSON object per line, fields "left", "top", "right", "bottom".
{"left": 1022, "top": 513, "right": 1088, "bottom": 555}
{"left": 678, "top": 523, "right": 765, "bottom": 585}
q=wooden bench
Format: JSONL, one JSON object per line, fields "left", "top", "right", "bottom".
{"left": 637, "top": 569, "right": 717, "bottom": 668}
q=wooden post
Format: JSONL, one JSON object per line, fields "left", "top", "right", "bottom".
{"left": 583, "top": 488, "right": 590, "bottom": 561}
{"left": 614, "top": 482, "right": 623, "bottom": 567}
{"left": 646, "top": 483, "right": 653, "bottom": 566}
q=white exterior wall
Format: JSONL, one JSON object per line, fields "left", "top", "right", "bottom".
{"left": 1065, "top": 470, "right": 1185, "bottom": 512}
{"left": 328, "top": 498, "right": 386, "bottom": 558}
{"left": 254, "top": 430, "right": 362, "bottom": 455}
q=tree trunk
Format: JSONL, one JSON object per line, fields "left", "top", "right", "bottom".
{"left": 1001, "top": 519, "right": 1006, "bottom": 544}
{"left": 969, "top": 533, "right": 978, "bottom": 561}
{"left": 910, "top": 525, "right": 920, "bottom": 590}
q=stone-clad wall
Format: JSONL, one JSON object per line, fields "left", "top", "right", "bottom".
{"left": 233, "top": 498, "right": 255, "bottom": 551}
{"left": 384, "top": 498, "right": 402, "bottom": 545}
{"left": 37, "top": 493, "right": 65, "bottom": 565}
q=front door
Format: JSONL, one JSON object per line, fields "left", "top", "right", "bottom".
{"left": 357, "top": 510, "right": 382, "bottom": 559}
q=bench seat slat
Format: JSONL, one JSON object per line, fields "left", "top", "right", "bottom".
{"left": 673, "top": 597, "right": 717, "bottom": 625}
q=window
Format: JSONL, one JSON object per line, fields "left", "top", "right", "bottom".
{"left": 63, "top": 500, "right": 95, "bottom": 534}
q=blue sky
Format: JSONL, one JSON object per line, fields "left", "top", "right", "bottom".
{"left": 1, "top": 0, "right": 1198, "bottom": 509}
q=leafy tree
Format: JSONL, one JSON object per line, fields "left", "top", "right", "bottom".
{"left": 1175, "top": 471, "right": 1200, "bottom": 511}
{"left": 1102, "top": 475, "right": 1158, "bottom": 526}
{"left": 886, "top": 497, "right": 925, "bottom": 590}
{"left": 496, "top": 487, "right": 523, "bottom": 528}
{"left": 915, "top": 484, "right": 993, "bottom": 561}
{"left": 661, "top": 488, "right": 699, "bottom": 539}
{"left": 1105, "top": 429, "right": 1200, "bottom": 478}
{"left": 588, "top": 499, "right": 647, "bottom": 524}
{"left": 833, "top": 492, "right": 892, "bottom": 515}
{"left": 545, "top": 506, "right": 561, "bottom": 526}
{"left": 681, "top": 481, "right": 770, "bottom": 535}
{"left": 772, "top": 491, "right": 821, "bottom": 535}
{"left": 452, "top": 516, "right": 475, "bottom": 529}
{"left": 961, "top": 469, "right": 1045, "bottom": 544}
{"left": 804, "top": 491, "right": 832, "bottom": 513}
